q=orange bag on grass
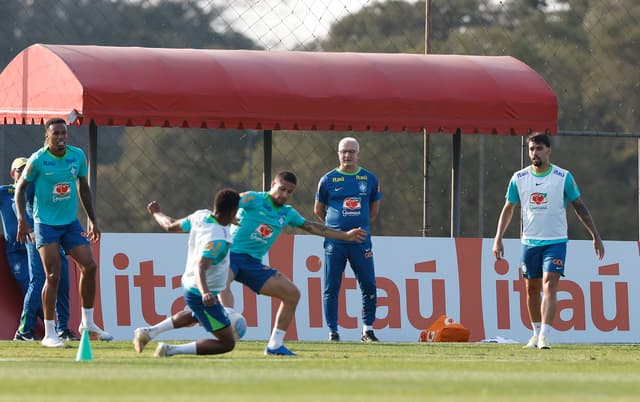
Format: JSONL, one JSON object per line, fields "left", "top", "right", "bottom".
{"left": 419, "top": 315, "right": 470, "bottom": 342}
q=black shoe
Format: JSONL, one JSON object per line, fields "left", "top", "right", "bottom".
{"left": 13, "top": 331, "right": 40, "bottom": 341}
{"left": 360, "top": 330, "right": 379, "bottom": 343}
{"left": 328, "top": 331, "right": 340, "bottom": 342}
{"left": 57, "top": 329, "right": 80, "bottom": 341}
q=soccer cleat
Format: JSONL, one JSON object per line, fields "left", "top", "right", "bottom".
{"left": 264, "top": 344, "right": 297, "bottom": 356}
{"left": 41, "top": 335, "right": 65, "bottom": 348}
{"left": 57, "top": 329, "right": 80, "bottom": 341}
{"left": 328, "top": 331, "right": 340, "bottom": 342}
{"left": 13, "top": 331, "right": 40, "bottom": 341}
{"left": 360, "top": 330, "right": 379, "bottom": 343}
{"left": 133, "top": 327, "right": 152, "bottom": 353}
{"left": 537, "top": 335, "right": 551, "bottom": 349}
{"left": 154, "top": 342, "right": 170, "bottom": 357}
{"left": 78, "top": 323, "right": 114, "bottom": 341}
{"left": 523, "top": 335, "right": 538, "bottom": 349}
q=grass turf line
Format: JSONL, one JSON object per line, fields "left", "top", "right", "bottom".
{"left": 0, "top": 341, "right": 638, "bottom": 402}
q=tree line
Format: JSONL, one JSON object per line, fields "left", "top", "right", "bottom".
{"left": 0, "top": 0, "right": 637, "bottom": 240}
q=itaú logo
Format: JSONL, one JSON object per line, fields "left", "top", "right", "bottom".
{"left": 343, "top": 197, "right": 361, "bottom": 210}
{"left": 99, "top": 238, "right": 632, "bottom": 342}
{"left": 256, "top": 224, "right": 274, "bottom": 238}
{"left": 494, "top": 261, "right": 630, "bottom": 333}
{"left": 53, "top": 182, "right": 71, "bottom": 197}
{"left": 529, "top": 192, "right": 547, "bottom": 205}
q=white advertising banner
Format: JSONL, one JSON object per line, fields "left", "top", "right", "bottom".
{"left": 98, "top": 234, "right": 639, "bottom": 343}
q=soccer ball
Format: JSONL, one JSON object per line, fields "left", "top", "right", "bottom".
{"left": 225, "top": 307, "right": 247, "bottom": 340}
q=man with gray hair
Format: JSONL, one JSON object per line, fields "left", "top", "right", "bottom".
{"left": 314, "top": 137, "right": 382, "bottom": 342}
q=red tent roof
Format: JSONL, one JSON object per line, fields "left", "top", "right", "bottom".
{"left": 0, "top": 44, "right": 556, "bottom": 134}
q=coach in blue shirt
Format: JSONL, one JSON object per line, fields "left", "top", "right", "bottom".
{"left": 315, "top": 137, "right": 382, "bottom": 343}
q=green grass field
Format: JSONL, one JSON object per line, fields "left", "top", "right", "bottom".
{"left": 0, "top": 340, "right": 638, "bottom": 401}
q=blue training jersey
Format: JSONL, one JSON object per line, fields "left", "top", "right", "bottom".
{"left": 23, "top": 145, "right": 88, "bottom": 225}
{"left": 0, "top": 184, "right": 25, "bottom": 253}
{"left": 230, "top": 191, "right": 305, "bottom": 260}
{"left": 316, "top": 167, "right": 381, "bottom": 244}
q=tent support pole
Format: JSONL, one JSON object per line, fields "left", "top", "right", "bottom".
{"left": 422, "top": 0, "right": 432, "bottom": 237}
{"left": 451, "top": 128, "right": 461, "bottom": 237}
{"left": 88, "top": 120, "right": 98, "bottom": 216}
{"left": 263, "top": 130, "right": 272, "bottom": 191}
{"left": 422, "top": 129, "right": 431, "bottom": 236}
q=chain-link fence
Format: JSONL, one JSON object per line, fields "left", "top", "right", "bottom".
{"left": 1, "top": 0, "right": 638, "bottom": 240}
{"left": 2, "top": 124, "right": 636, "bottom": 241}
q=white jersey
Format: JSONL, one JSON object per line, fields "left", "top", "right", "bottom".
{"left": 180, "top": 209, "right": 233, "bottom": 294}
{"left": 507, "top": 164, "right": 580, "bottom": 244}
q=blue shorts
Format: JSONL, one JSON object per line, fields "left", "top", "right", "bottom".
{"left": 229, "top": 252, "right": 277, "bottom": 294}
{"left": 520, "top": 242, "right": 567, "bottom": 279}
{"left": 183, "top": 289, "right": 230, "bottom": 333}
{"left": 34, "top": 220, "right": 90, "bottom": 251}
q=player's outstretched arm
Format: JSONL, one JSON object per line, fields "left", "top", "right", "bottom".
{"left": 147, "top": 200, "right": 184, "bottom": 233}
{"left": 299, "top": 220, "right": 367, "bottom": 242}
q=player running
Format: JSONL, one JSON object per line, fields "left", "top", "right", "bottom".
{"left": 219, "top": 171, "right": 367, "bottom": 356}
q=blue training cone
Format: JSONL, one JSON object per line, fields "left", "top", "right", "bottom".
{"left": 76, "top": 329, "right": 94, "bottom": 362}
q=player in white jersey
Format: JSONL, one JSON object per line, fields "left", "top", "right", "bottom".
{"left": 132, "top": 188, "right": 240, "bottom": 357}
{"left": 493, "top": 132, "right": 604, "bottom": 350}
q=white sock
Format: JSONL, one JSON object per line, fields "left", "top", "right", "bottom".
{"left": 267, "top": 328, "right": 286, "bottom": 349}
{"left": 148, "top": 317, "right": 175, "bottom": 338}
{"left": 44, "top": 320, "right": 57, "bottom": 338}
{"left": 166, "top": 342, "right": 197, "bottom": 356}
{"left": 539, "top": 323, "right": 552, "bottom": 338}
{"left": 363, "top": 325, "right": 373, "bottom": 334}
{"left": 532, "top": 322, "right": 541, "bottom": 336}
{"left": 81, "top": 307, "right": 94, "bottom": 327}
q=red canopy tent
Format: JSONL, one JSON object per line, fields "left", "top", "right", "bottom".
{"left": 0, "top": 43, "right": 557, "bottom": 235}
{"left": 0, "top": 44, "right": 556, "bottom": 133}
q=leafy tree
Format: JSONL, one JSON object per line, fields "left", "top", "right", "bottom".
{"left": 309, "top": 0, "right": 638, "bottom": 239}
{"left": 0, "top": 0, "right": 260, "bottom": 232}
{"left": 0, "top": 0, "right": 258, "bottom": 68}
{"left": 1, "top": 0, "right": 637, "bottom": 240}
{"left": 582, "top": 0, "right": 640, "bottom": 132}
{"left": 305, "top": 0, "right": 497, "bottom": 53}
{"left": 440, "top": 0, "right": 639, "bottom": 239}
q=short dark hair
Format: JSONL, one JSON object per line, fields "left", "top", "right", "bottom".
{"left": 44, "top": 117, "right": 67, "bottom": 131}
{"left": 214, "top": 188, "right": 240, "bottom": 215}
{"left": 527, "top": 132, "right": 551, "bottom": 148}
{"left": 275, "top": 171, "right": 297, "bottom": 185}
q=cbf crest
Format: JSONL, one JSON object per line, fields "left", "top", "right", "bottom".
{"left": 358, "top": 181, "right": 367, "bottom": 194}
{"left": 325, "top": 242, "right": 334, "bottom": 255}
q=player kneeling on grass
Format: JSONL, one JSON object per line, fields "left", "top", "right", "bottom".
{"left": 133, "top": 189, "right": 240, "bottom": 357}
